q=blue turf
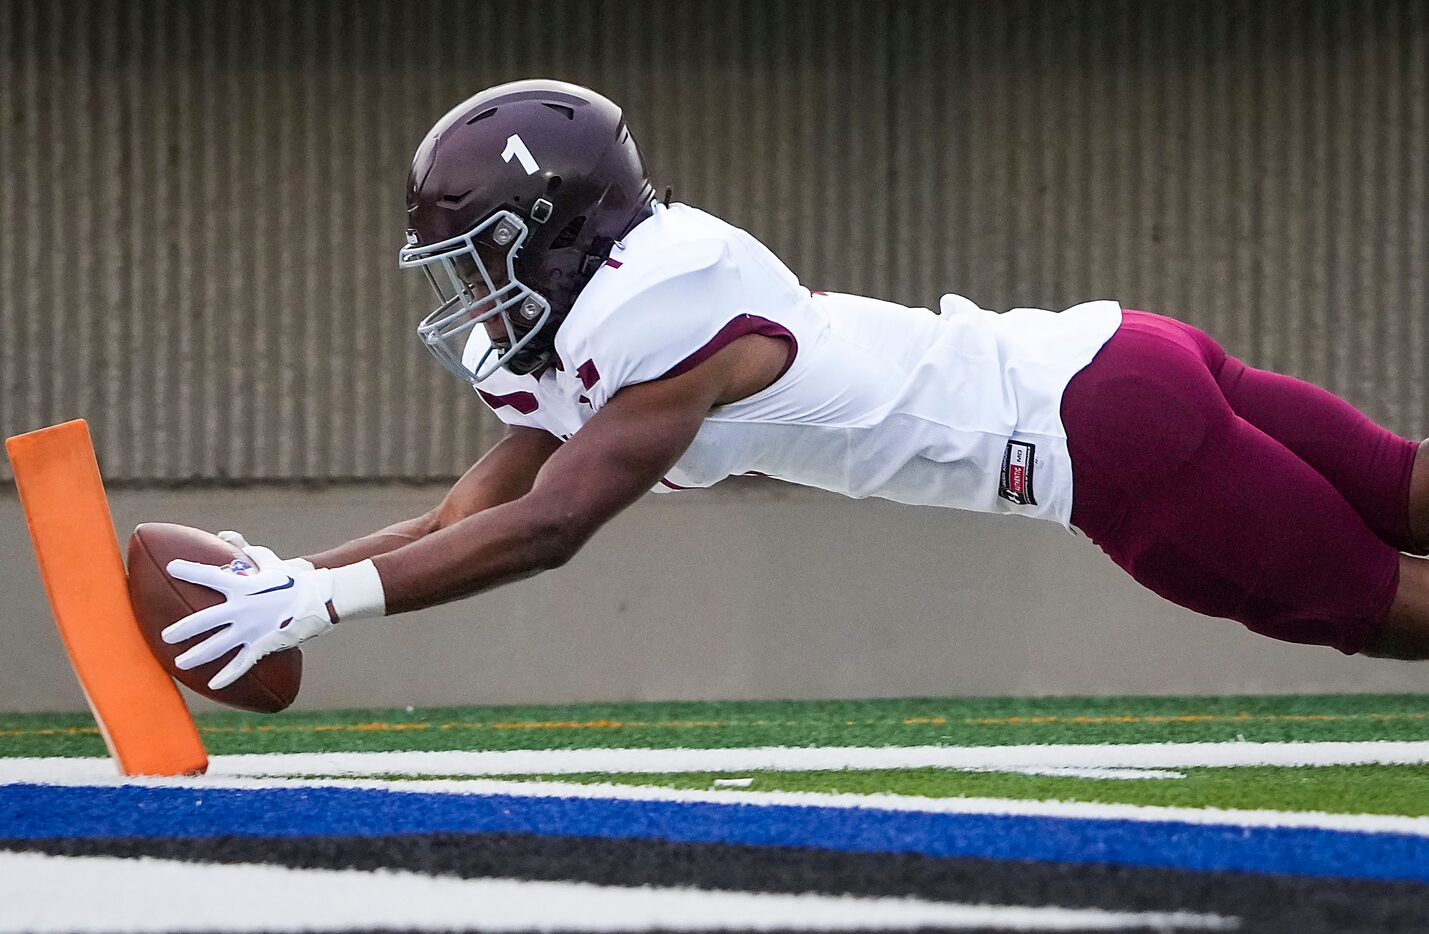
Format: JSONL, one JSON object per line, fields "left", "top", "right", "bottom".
{"left": 2, "top": 782, "right": 1426, "bottom": 883}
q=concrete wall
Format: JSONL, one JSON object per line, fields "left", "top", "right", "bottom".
{"left": 2, "top": 484, "right": 1421, "bottom": 713}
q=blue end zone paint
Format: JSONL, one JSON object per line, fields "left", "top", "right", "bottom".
{"left": 3, "top": 783, "right": 1427, "bottom": 883}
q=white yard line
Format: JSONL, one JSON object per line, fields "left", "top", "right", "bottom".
{"left": 4, "top": 738, "right": 1426, "bottom": 785}
{"left": 0, "top": 850, "right": 1238, "bottom": 932}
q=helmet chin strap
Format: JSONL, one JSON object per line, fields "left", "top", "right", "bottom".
{"left": 504, "top": 345, "right": 553, "bottom": 376}
{"left": 501, "top": 300, "right": 565, "bottom": 376}
{"left": 493, "top": 277, "right": 562, "bottom": 377}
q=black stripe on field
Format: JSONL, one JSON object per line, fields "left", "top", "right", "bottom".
{"left": 5, "top": 832, "right": 1428, "bottom": 933}
{"left": 230, "top": 931, "right": 1180, "bottom": 934}
{"left": 180, "top": 932, "right": 1161, "bottom": 934}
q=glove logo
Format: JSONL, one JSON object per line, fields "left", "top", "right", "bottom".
{"left": 247, "top": 576, "right": 296, "bottom": 596}
{"left": 222, "top": 558, "right": 254, "bottom": 576}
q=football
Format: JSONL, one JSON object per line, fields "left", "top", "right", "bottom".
{"left": 126, "top": 523, "right": 303, "bottom": 713}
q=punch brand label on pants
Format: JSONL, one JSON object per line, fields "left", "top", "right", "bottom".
{"left": 999, "top": 440, "right": 1037, "bottom": 506}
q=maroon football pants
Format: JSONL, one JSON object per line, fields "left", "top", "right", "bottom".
{"left": 1061, "top": 310, "right": 1420, "bottom": 654}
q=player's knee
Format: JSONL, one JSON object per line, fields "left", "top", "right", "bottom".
{"left": 1407, "top": 439, "right": 1429, "bottom": 554}
{"left": 1360, "top": 635, "right": 1429, "bottom": 662}
{"left": 1363, "top": 622, "right": 1429, "bottom": 661}
{"left": 1365, "top": 557, "right": 1429, "bottom": 660}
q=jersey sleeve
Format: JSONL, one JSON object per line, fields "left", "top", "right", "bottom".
{"left": 555, "top": 238, "right": 799, "bottom": 410}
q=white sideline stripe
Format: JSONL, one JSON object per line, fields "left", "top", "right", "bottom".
{"left": 0, "top": 758, "right": 1182, "bottom": 783}
{"left": 6, "top": 739, "right": 1429, "bottom": 786}
{"left": 0, "top": 851, "right": 1238, "bottom": 932}
{"left": 204, "top": 739, "right": 1429, "bottom": 775}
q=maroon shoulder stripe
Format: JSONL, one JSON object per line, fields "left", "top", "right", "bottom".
{"left": 660, "top": 315, "right": 798, "bottom": 383}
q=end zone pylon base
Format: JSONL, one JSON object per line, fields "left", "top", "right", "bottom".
{"left": 7, "top": 420, "right": 207, "bottom": 776}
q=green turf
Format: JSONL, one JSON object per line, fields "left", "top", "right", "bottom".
{"left": 3, "top": 693, "right": 1429, "bottom": 758}
{"left": 502, "top": 764, "right": 1429, "bottom": 818}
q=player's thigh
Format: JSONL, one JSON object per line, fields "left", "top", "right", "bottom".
{"left": 1214, "top": 356, "right": 1420, "bottom": 552}
{"left": 1119, "top": 416, "right": 1397, "bottom": 653}
{"left": 1122, "top": 310, "right": 1421, "bottom": 553}
{"left": 1063, "top": 319, "right": 1398, "bottom": 653}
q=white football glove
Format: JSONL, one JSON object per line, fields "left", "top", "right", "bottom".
{"left": 162, "top": 542, "right": 385, "bottom": 691}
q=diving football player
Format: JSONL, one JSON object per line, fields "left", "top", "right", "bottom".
{"left": 162, "top": 80, "right": 1429, "bottom": 689}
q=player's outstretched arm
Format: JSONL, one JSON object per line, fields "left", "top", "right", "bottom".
{"left": 371, "top": 370, "right": 719, "bottom": 612}
{"left": 373, "top": 333, "right": 790, "bottom": 613}
{"left": 160, "top": 333, "right": 787, "bottom": 688}
{"left": 163, "top": 402, "right": 682, "bottom": 690}
{"left": 302, "top": 426, "right": 563, "bottom": 569}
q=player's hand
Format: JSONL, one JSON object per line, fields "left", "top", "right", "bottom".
{"left": 162, "top": 545, "right": 338, "bottom": 691}
{"left": 216, "top": 530, "right": 317, "bottom": 575}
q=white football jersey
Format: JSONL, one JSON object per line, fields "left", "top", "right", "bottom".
{"left": 466, "top": 202, "right": 1122, "bottom": 528}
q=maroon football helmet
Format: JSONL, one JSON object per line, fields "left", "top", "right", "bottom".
{"left": 400, "top": 80, "right": 655, "bottom": 382}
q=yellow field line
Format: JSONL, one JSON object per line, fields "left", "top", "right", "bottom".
{"left": 3, "top": 710, "right": 1427, "bottom": 740}
{"left": 956, "top": 713, "right": 1429, "bottom": 726}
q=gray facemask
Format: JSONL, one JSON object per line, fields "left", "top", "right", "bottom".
{"left": 398, "top": 209, "right": 552, "bottom": 384}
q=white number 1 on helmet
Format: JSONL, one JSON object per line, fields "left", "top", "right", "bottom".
{"left": 502, "top": 134, "right": 540, "bottom": 175}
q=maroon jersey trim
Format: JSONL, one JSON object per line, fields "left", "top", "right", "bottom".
{"left": 476, "top": 389, "right": 540, "bottom": 415}
{"left": 659, "top": 314, "right": 798, "bottom": 383}
{"left": 576, "top": 358, "right": 602, "bottom": 390}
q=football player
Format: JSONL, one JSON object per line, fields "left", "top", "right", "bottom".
{"left": 164, "top": 79, "right": 1429, "bottom": 690}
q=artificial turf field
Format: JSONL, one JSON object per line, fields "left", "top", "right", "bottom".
{"left": 5, "top": 693, "right": 1429, "bottom": 932}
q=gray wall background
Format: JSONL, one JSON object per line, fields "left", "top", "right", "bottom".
{"left": 3, "top": 1, "right": 1428, "bottom": 710}
{"left": 2, "top": 0, "right": 1426, "bottom": 479}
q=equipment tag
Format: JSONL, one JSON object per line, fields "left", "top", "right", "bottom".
{"left": 998, "top": 440, "right": 1037, "bottom": 506}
